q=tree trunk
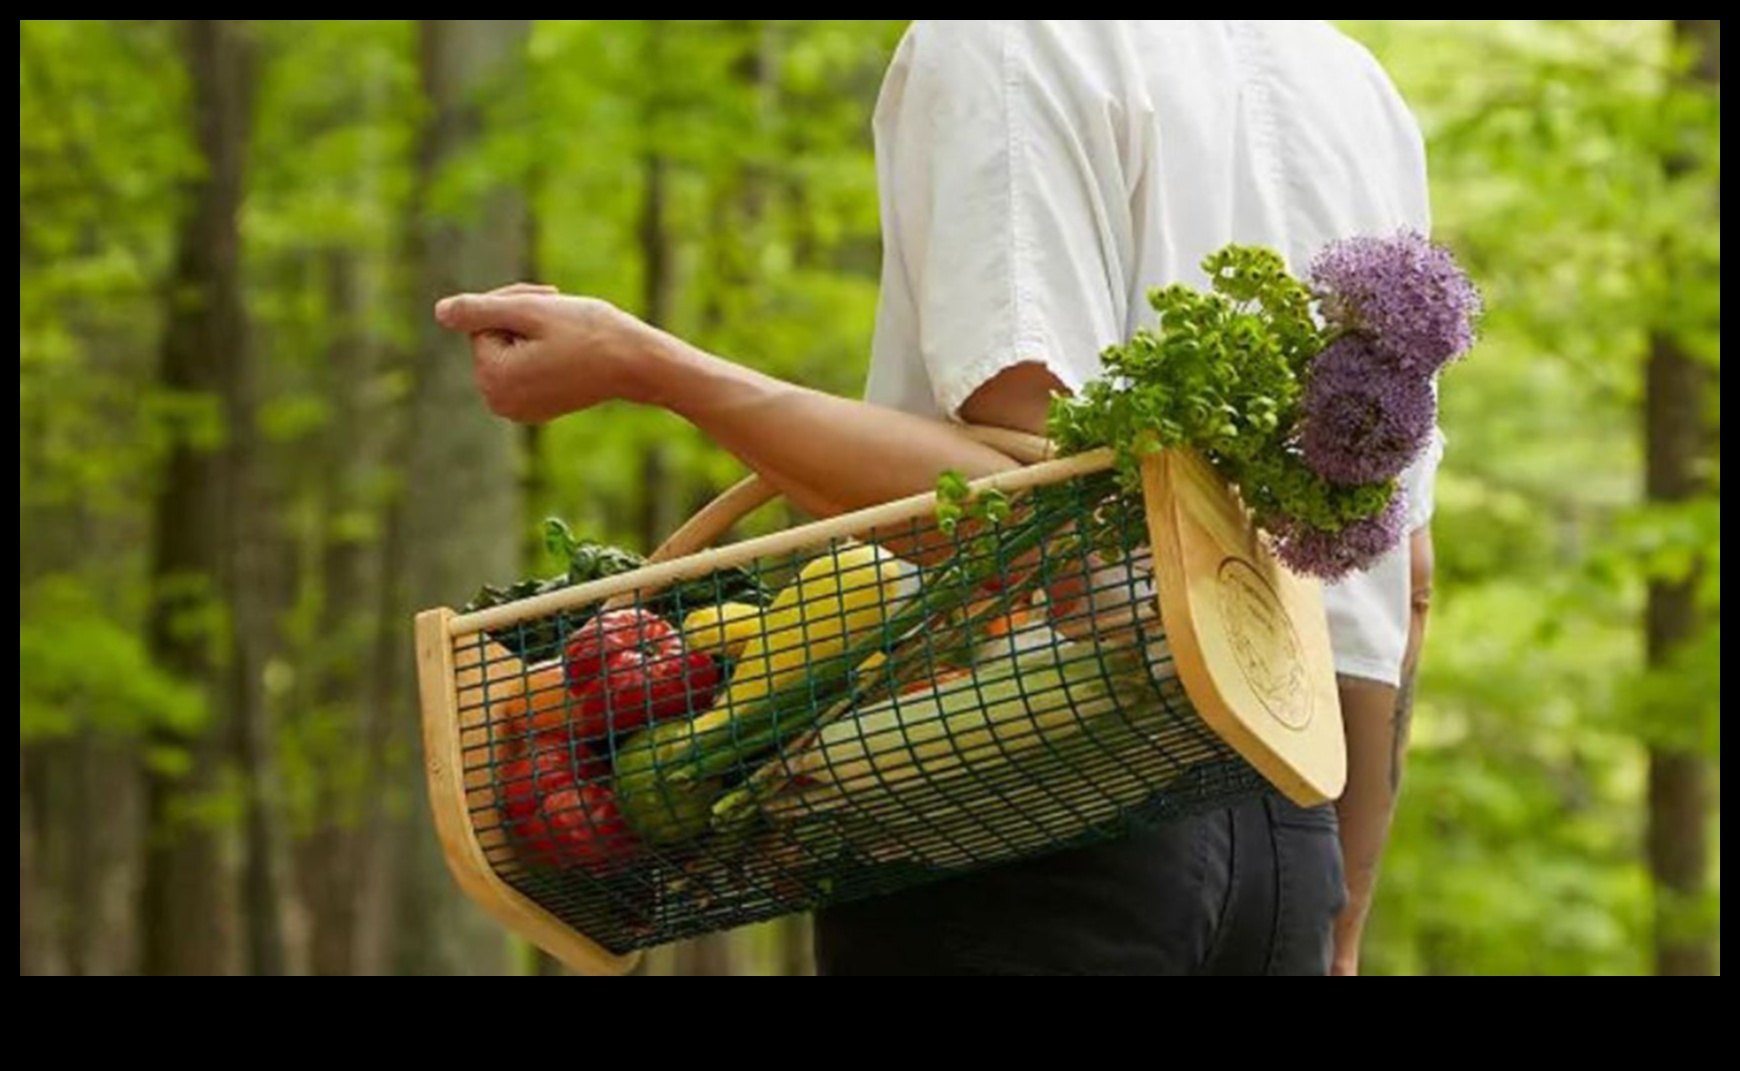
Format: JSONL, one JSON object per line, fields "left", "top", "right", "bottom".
{"left": 223, "top": 90, "right": 283, "bottom": 981}
{"left": 387, "top": 17, "right": 530, "bottom": 977}
{"left": 294, "top": 249, "right": 379, "bottom": 976}
{"left": 20, "top": 752, "right": 55, "bottom": 976}
{"left": 139, "top": 19, "right": 253, "bottom": 977}
{"left": 64, "top": 739, "right": 103, "bottom": 974}
{"left": 357, "top": 377, "right": 407, "bottom": 977}
{"left": 353, "top": 55, "right": 416, "bottom": 977}
{"left": 1644, "top": 17, "right": 1718, "bottom": 979}
{"left": 700, "top": 20, "right": 776, "bottom": 338}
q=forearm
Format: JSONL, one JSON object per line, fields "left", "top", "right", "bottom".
{"left": 1331, "top": 526, "right": 1434, "bottom": 974}
{"left": 1332, "top": 675, "right": 1412, "bottom": 968}
{"left": 641, "top": 326, "right": 1020, "bottom": 518}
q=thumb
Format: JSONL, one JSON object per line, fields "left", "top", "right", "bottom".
{"left": 434, "top": 293, "right": 544, "bottom": 336}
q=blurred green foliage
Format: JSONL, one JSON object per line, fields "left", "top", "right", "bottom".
{"left": 18, "top": 20, "right": 1718, "bottom": 975}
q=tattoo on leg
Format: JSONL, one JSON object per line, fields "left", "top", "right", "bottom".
{"left": 1390, "top": 674, "right": 1417, "bottom": 795}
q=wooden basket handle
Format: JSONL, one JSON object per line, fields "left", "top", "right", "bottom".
{"left": 643, "top": 425, "right": 1054, "bottom": 564}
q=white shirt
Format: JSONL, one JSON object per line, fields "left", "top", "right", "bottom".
{"left": 865, "top": 19, "right": 1442, "bottom": 686}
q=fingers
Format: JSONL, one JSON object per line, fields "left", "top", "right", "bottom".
{"left": 434, "top": 292, "right": 545, "bottom": 335}
{"left": 467, "top": 331, "right": 571, "bottom": 425}
{"left": 435, "top": 283, "right": 558, "bottom": 335}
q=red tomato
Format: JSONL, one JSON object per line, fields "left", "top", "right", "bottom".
{"left": 564, "top": 611, "right": 719, "bottom": 748}
{"left": 497, "top": 750, "right": 575, "bottom": 822}
{"left": 540, "top": 785, "right": 638, "bottom": 872}
{"left": 499, "top": 757, "right": 637, "bottom": 871}
{"left": 509, "top": 816, "right": 561, "bottom": 863}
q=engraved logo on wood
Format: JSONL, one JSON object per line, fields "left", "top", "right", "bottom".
{"left": 1216, "top": 558, "right": 1311, "bottom": 730}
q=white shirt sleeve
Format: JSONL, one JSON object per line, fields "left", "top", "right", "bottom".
{"left": 868, "top": 21, "right": 1133, "bottom": 418}
{"left": 1402, "top": 427, "right": 1446, "bottom": 532}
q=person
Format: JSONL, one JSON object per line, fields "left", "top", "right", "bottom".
{"left": 436, "top": 20, "right": 1441, "bottom": 976}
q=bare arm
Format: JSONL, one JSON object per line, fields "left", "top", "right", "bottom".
{"left": 646, "top": 328, "right": 1061, "bottom": 517}
{"left": 433, "top": 290, "right": 1029, "bottom": 519}
{"left": 1331, "top": 526, "right": 1435, "bottom": 975}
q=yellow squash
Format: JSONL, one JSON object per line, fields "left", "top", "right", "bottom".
{"left": 680, "top": 602, "right": 763, "bottom": 660}
{"left": 715, "top": 543, "right": 916, "bottom": 715}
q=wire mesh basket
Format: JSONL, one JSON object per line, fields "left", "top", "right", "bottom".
{"left": 415, "top": 430, "right": 1344, "bottom": 974}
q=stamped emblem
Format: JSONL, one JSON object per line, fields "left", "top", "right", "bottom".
{"left": 1216, "top": 558, "right": 1311, "bottom": 730}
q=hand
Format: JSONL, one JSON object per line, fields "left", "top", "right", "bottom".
{"left": 434, "top": 284, "right": 660, "bottom": 424}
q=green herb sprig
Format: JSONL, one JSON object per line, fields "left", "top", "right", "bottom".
{"left": 1044, "top": 245, "right": 1385, "bottom": 539}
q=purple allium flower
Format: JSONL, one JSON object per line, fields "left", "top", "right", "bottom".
{"left": 1270, "top": 494, "right": 1408, "bottom": 582}
{"left": 1311, "top": 231, "right": 1481, "bottom": 373}
{"left": 1299, "top": 336, "right": 1438, "bottom": 486}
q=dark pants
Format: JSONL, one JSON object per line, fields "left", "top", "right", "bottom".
{"left": 815, "top": 793, "right": 1345, "bottom": 976}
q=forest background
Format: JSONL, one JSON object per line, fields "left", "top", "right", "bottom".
{"left": 18, "top": 19, "right": 1720, "bottom": 976}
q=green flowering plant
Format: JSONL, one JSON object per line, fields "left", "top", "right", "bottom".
{"left": 941, "top": 234, "right": 1479, "bottom": 580}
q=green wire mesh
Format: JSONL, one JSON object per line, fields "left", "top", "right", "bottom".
{"left": 453, "top": 471, "right": 1266, "bottom": 954}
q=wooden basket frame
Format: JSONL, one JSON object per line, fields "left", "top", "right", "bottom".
{"left": 415, "top": 432, "right": 1343, "bottom": 974}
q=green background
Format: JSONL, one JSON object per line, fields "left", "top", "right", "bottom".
{"left": 18, "top": 20, "right": 1719, "bottom": 976}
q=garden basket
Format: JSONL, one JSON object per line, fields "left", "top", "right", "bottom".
{"left": 414, "top": 428, "right": 1344, "bottom": 974}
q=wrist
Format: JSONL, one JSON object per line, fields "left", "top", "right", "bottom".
{"left": 619, "top": 317, "right": 693, "bottom": 411}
